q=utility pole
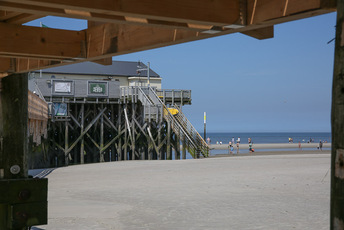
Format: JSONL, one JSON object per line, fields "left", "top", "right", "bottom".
{"left": 331, "top": 1, "right": 344, "bottom": 229}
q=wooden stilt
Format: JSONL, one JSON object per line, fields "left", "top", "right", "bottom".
{"left": 100, "top": 104, "right": 104, "bottom": 162}
{"left": 80, "top": 103, "right": 85, "bottom": 164}
{"left": 167, "top": 120, "right": 171, "bottom": 160}
{"left": 64, "top": 120, "right": 69, "bottom": 165}
{"left": 182, "top": 136, "right": 186, "bottom": 159}
{"left": 117, "top": 103, "right": 122, "bottom": 161}
{"left": 132, "top": 103, "right": 136, "bottom": 160}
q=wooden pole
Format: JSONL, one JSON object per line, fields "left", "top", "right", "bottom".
{"left": 132, "top": 103, "right": 136, "bottom": 160}
{"left": 331, "top": 1, "right": 344, "bottom": 229}
{"left": 100, "top": 104, "right": 104, "bottom": 162}
{"left": 0, "top": 73, "right": 28, "bottom": 179}
{"left": 64, "top": 120, "right": 69, "bottom": 165}
{"left": 80, "top": 103, "right": 85, "bottom": 164}
{"left": 117, "top": 103, "right": 122, "bottom": 161}
{"left": 167, "top": 120, "right": 171, "bottom": 160}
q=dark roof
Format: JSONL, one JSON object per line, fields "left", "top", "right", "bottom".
{"left": 35, "top": 60, "right": 160, "bottom": 77}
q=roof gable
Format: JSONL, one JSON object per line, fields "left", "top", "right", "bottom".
{"left": 35, "top": 61, "right": 160, "bottom": 77}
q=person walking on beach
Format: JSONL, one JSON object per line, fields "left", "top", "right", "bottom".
{"left": 236, "top": 142, "right": 240, "bottom": 154}
{"left": 237, "top": 137, "right": 241, "bottom": 144}
{"left": 231, "top": 137, "right": 235, "bottom": 145}
{"left": 228, "top": 141, "right": 233, "bottom": 154}
{"left": 319, "top": 140, "right": 323, "bottom": 151}
{"left": 298, "top": 141, "right": 302, "bottom": 150}
{"left": 249, "top": 142, "right": 254, "bottom": 153}
{"left": 207, "top": 137, "right": 211, "bottom": 145}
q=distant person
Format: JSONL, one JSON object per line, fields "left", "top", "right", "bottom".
{"left": 298, "top": 141, "right": 302, "bottom": 150}
{"left": 220, "top": 141, "right": 222, "bottom": 145}
{"left": 319, "top": 140, "right": 323, "bottom": 151}
{"left": 248, "top": 137, "right": 251, "bottom": 143}
{"left": 236, "top": 142, "right": 240, "bottom": 154}
{"left": 289, "top": 137, "right": 291, "bottom": 143}
{"left": 207, "top": 137, "right": 211, "bottom": 145}
{"left": 216, "top": 141, "right": 219, "bottom": 145}
{"left": 237, "top": 137, "right": 241, "bottom": 144}
{"left": 232, "top": 137, "right": 235, "bottom": 145}
{"left": 249, "top": 142, "right": 254, "bottom": 153}
{"left": 228, "top": 141, "right": 233, "bottom": 154}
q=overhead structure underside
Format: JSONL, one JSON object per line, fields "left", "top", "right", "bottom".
{"left": 0, "top": 0, "right": 337, "bottom": 77}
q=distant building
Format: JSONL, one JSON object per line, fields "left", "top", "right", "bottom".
{"left": 31, "top": 60, "right": 162, "bottom": 89}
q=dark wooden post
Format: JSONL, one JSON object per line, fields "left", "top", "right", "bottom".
{"left": 80, "top": 103, "right": 85, "bottom": 164}
{"left": 0, "top": 73, "right": 28, "bottom": 179}
{"left": 331, "top": 1, "right": 344, "bottom": 229}
{"left": 100, "top": 104, "right": 104, "bottom": 162}
{"left": 64, "top": 120, "right": 69, "bottom": 165}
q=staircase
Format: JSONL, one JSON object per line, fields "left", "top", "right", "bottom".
{"left": 142, "top": 87, "right": 209, "bottom": 158}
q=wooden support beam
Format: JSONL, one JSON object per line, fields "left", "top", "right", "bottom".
{"left": 80, "top": 104, "right": 85, "bottom": 164}
{"left": 86, "top": 23, "right": 202, "bottom": 59}
{"left": 247, "top": 0, "right": 336, "bottom": 25}
{"left": 241, "top": 26, "right": 274, "bottom": 40}
{"left": 0, "top": 22, "right": 86, "bottom": 60}
{"left": 65, "top": 107, "right": 106, "bottom": 156}
{"left": 1, "top": 0, "right": 241, "bottom": 26}
{"left": 331, "top": 0, "right": 344, "bottom": 228}
{"left": 100, "top": 104, "right": 104, "bottom": 162}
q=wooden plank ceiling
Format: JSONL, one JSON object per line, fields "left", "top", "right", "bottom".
{"left": 0, "top": 0, "right": 337, "bottom": 77}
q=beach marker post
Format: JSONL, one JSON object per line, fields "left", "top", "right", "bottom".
{"left": 204, "top": 112, "right": 206, "bottom": 140}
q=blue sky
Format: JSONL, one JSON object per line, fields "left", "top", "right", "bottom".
{"left": 27, "top": 12, "right": 336, "bottom": 133}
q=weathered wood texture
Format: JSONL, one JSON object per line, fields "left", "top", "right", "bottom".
{"left": 331, "top": 1, "right": 344, "bottom": 229}
{"left": 0, "top": 73, "right": 28, "bottom": 179}
{"left": 46, "top": 100, "right": 182, "bottom": 166}
{"left": 0, "top": 0, "right": 337, "bottom": 76}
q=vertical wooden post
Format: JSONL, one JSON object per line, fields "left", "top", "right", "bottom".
{"left": 111, "top": 104, "right": 115, "bottom": 161}
{"left": 175, "top": 134, "right": 181, "bottom": 160}
{"left": 100, "top": 104, "right": 104, "bottom": 162}
{"left": 64, "top": 120, "right": 69, "bottom": 165}
{"left": 167, "top": 120, "right": 171, "bottom": 160}
{"left": 0, "top": 73, "right": 28, "bottom": 179}
{"left": 158, "top": 123, "right": 162, "bottom": 160}
{"left": 80, "top": 103, "right": 85, "bottom": 164}
{"left": 117, "top": 103, "right": 122, "bottom": 161}
{"left": 182, "top": 136, "right": 186, "bottom": 160}
{"left": 124, "top": 107, "right": 128, "bottom": 161}
{"left": 331, "top": 1, "right": 344, "bottom": 229}
{"left": 132, "top": 103, "right": 136, "bottom": 160}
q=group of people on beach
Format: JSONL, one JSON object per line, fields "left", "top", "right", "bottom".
{"left": 227, "top": 137, "right": 254, "bottom": 154}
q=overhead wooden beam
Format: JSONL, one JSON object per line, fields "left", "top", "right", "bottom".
{"left": 87, "top": 21, "right": 112, "bottom": 65}
{"left": 85, "top": 23, "right": 204, "bottom": 60}
{"left": 247, "top": 0, "right": 336, "bottom": 25}
{"left": 1, "top": 0, "right": 242, "bottom": 26}
{"left": 0, "top": 22, "right": 86, "bottom": 60}
{"left": 0, "top": 1, "right": 235, "bottom": 32}
{"left": 241, "top": 26, "right": 274, "bottom": 40}
{"left": 0, "top": 10, "right": 42, "bottom": 24}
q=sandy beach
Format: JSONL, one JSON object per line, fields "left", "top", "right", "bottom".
{"left": 33, "top": 149, "right": 331, "bottom": 230}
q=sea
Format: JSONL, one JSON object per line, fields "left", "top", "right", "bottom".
{"left": 177, "top": 132, "right": 332, "bottom": 159}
